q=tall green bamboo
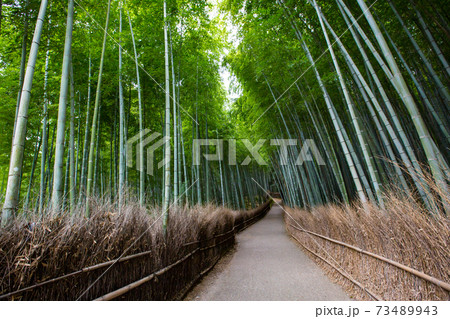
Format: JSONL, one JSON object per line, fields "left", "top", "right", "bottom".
{"left": 205, "top": 105, "right": 209, "bottom": 204}
{"left": 376, "top": 11, "right": 450, "bottom": 143}
{"left": 118, "top": 6, "right": 125, "bottom": 209}
{"left": 313, "top": 0, "right": 383, "bottom": 206}
{"left": 162, "top": 0, "right": 171, "bottom": 229}
{"left": 195, "top": 63, "right": 202, "bottom": 205}
{"left": 69, "top": 59, "right": 76, "bottom": 212}
{"left": 356, "top": 0, "right": 448, "bottom": 213}
{"left": 217, "top": 131, "right": 225, "bottom": 206}
{"left": 12, "top": 0, "right": 30, "bottom": 145}
{"left": 24, "top": 134, "right": 41, "bottom": 211}
{"left": 127, "top": 9, "right": 145, "bottom": 206}
{"left": 411, "top": 1, "right": 450, "bottom": 78}
{"left": 39, "top": 14, "right": 52, "bottom": 215}
{"left": 78, "top": 49, "right": 91, "bottom": 204}
{"left": 179, "top": 106, "right": 188, "bottom": 204}
{"left": 52, "top": 0, "right": 74, "bottom": 211}
{"left": 334, "top": 0, "right": 433, "bottom": 205}
{"left": 86, "top": 0, "right": 111, "bottom": 217}
{"left": 279, "top": 0, "right": 368, "bottom": 206}
{"left": 2, "top": 0, "right": 48, "bottom": 225}
{"left": 296, "top": 82, "right": 348, "bottom": 202}
{"left": 177, "top": 78, "right": 185, "bottom": 203}
{"left": 387, "top": 0, "right": 450, "bottom": 104}
{"left": 169, "top": 23, "right": 178, "bottom": 206}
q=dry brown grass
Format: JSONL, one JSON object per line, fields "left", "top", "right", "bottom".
{"left": 284, "top": 177, "right": 450, "bottom": 300}
{"left": 0, "top": 200, "right": 270, "bottom": 300}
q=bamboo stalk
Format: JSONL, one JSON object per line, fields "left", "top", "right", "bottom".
{"left": 52, "top": 0, "right": 75, "bottom": 210}
{"left": 162, "top": 0, "right": 171, "bottom": 228}
{"left": 86, "top": 0, "right": 112, "bottom": 216}
{"left": 2, "top": 0, "right": 49, "bottom": 225}
{"left": 118, "top": 7, "right": 125, "bottom": 209}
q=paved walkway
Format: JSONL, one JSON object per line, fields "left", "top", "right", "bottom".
{"left": 187, "top": 203, "right": 350, "bottom": 301}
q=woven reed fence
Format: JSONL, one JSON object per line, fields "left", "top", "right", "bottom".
{"left": 0, "top": 200, "right": 272, "bottom": 300}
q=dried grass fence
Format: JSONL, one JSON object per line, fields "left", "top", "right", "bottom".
{"left": 0, "top": 200, "right": 271, "bottom": 300}
{"left": 283, "top": 192, "right": 449, "bottom": 301}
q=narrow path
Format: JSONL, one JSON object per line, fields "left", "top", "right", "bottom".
{"left": 186, "top": 203, "right": 350, "bottom": 301}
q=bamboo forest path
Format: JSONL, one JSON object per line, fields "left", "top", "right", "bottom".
{"left": 185, "top": 201, "right": 351, "bottom": 301}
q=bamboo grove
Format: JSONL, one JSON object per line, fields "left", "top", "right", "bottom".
{"left": 0, "top": 0, "right": 449, "bottom": 225}
{"left": 0, "top": 0, "right": 269, "bottom": 225}
{"left": 223, "top": 0, "right": 449, "bottom": 213}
